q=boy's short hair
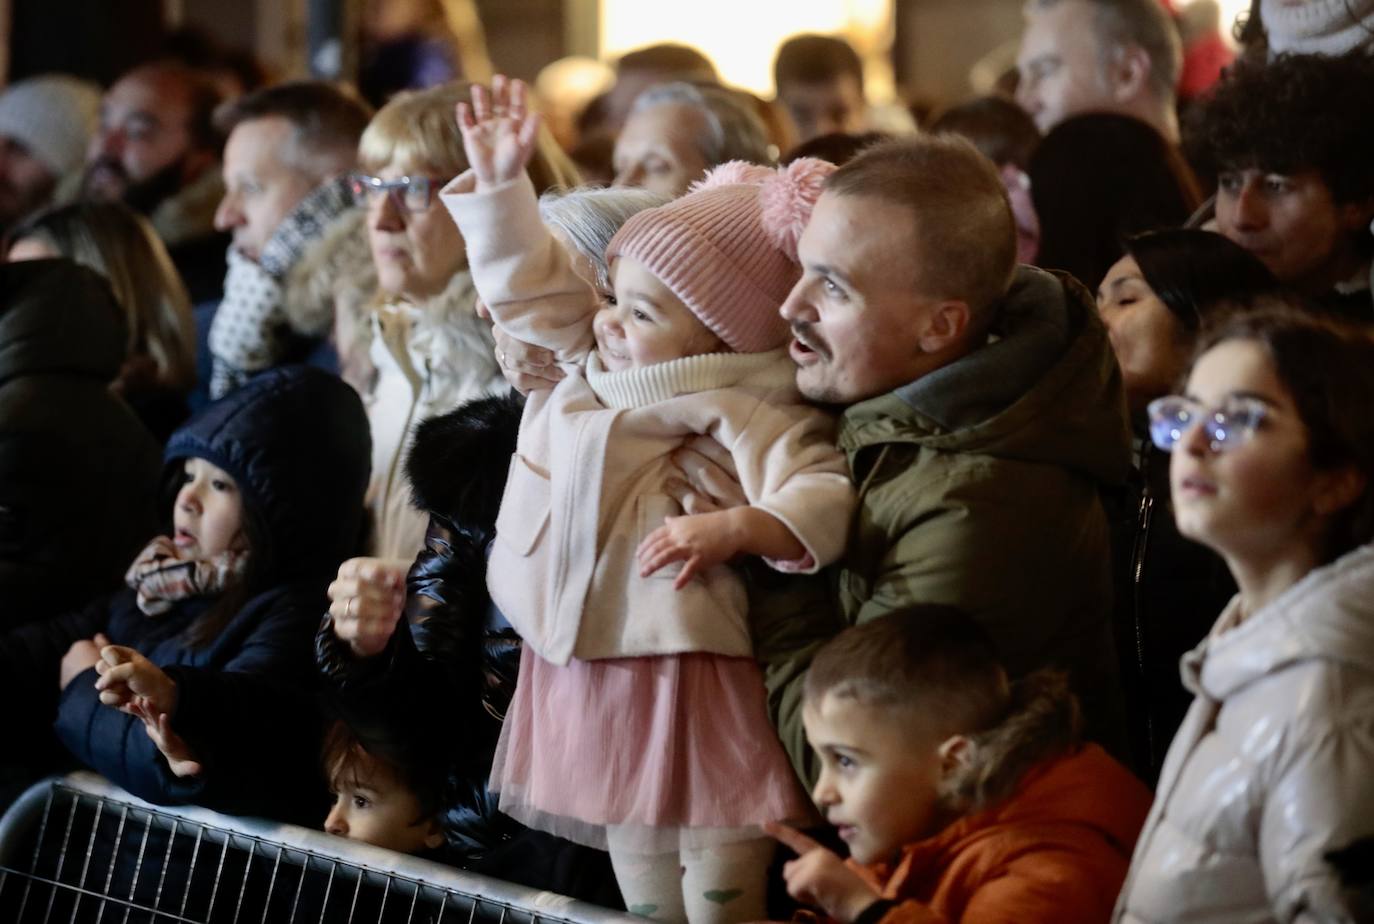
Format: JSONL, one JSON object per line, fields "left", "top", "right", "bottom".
{"left": 774, "top": 34, "right": 865, "bottom": 93}
{"left": 805, "top": 606, "right": 1011, "bottom": 738}
{"left": 321, "top": 720, "right": 443, "bottom": 825}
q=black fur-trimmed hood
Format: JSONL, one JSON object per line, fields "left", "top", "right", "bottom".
{"left": 405, "top": 391, "right": 524, "bottom": 534}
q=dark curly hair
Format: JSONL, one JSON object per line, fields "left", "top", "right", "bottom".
{"left": 1186, "top": 49, "right": 1374, "bottom": 205}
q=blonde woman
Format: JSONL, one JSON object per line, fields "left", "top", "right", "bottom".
{"left": 9, "top": 201, "right": 196, "bottom": 441}
{"left": 329, "top": 81, "right": 577, "bottom": 561}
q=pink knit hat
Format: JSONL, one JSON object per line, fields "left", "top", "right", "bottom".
{"left": 606, "top": 157, "right": 836, "bottom": 353}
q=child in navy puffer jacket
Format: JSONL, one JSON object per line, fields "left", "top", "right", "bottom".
{"left": 0, "top": 365, "right": 370, "bottom": 821}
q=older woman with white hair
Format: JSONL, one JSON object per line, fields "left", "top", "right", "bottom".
{"left": 612, "top": 81, "right": 772, "bottom": 198}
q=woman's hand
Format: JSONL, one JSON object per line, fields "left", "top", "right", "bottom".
{"left": 456, "top": 74, "right": 542, "bottom": 189}
{"left": 327, "top": 557, "right": 408, "bottom": 658}
{"left": 95, "top": 645, "right": 177, "bottom": 716}
{"left": 767, "top": 823, "right": 882, "bottom": 924}
{"left": 59, "top": 634, "right": 110, "bottom": 690}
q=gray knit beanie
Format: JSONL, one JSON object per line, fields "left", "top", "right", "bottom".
{"left": 0, "top": 75, "right": 102, "bottom": 178}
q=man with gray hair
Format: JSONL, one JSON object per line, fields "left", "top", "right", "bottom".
{"left": 0, "top": 75, "right": 100, "bottom": 235}
{"left": 205, "top": 81, "right": 372, "bottom": 398}
{"left": 1016, "top": 0, "right": 1182, "bottom": 141}
{"left": 612, "top": 81, "right": 771, "bottom": 198}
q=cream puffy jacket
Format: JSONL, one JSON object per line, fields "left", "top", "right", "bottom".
{"left": 362, "top": 274, "right": 505, "bottom": 561}
{"left": 1114, "top": 542, "right": 1374, "bottom": 923}
{"left": 441, "top": 172, "right": 855, "bottom": 666}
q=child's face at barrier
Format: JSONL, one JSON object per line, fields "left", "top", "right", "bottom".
{"left": 324, "top": 762, "right": 443, "bottom": 855}
{"left": 1168, "top": 339, "right": 1355, "bottom": 566}
{"left": 595, "top": 256, "right": 725, "bottom": 371}
{"left": 173, "top": 458, "right": 246, "bottom": 559}
{"left": 803, "top": 692, "right": 948, "bottom": 865}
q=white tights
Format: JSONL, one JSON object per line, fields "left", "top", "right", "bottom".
{"left": 608, "top": 838, "right": 775, "bottom": 924}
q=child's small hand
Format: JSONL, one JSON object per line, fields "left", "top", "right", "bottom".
{"left": 456, "top": 74, "right": 542, "bottom": 189}
{"left": 95, "top": 646, "right": 177, "bottom": 716}
{"left": 59, "top": 633, "right": 111, "bottom": 690}
{"left": 128, "top": 699, "right": 202, "bottom": 778}
{"left": 767, "top": 823, "right": 882, "bottom": 924}
{"left": 637, "top": 511, "right": 739, "bottom": 590}
{"left": 328, "top": 557, "right": 408, "bottom": 658}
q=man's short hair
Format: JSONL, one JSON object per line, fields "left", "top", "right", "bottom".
{"left": 805, "top": 606, "right": 1010, "bottom": 738}
{"left": 774, "top": 34, "right": 865, "bottom": 93}
{"left": 616, "top": 43, "right": 718, "bottom": 84}
{"left": 632, "top": 82, "right": 772, "bottom": 167}
{"left": 826, "top": 136, "right": 1016, "bottom": 322}
{"left": 1186, "top": 49, "right": 1374, "bottom": 206}
{"left": 1026, "top": 0, "right": 1182, "bottom": 103}
{"left": 214, "top": 80, "right": 372, "bottom": 178}
{"left": 930, "top": 96, "right": 1042, "bottom": 171}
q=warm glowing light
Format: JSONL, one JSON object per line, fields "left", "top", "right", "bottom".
{"left": 1176, "top": 0, "right": 1253, "bottom": 46}
{"left": 600, "top": 0, "right": 892, "bottom": 96}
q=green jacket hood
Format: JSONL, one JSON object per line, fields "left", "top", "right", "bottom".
{"left": 839, "top": 266, "right": 1131, "bottom": 486}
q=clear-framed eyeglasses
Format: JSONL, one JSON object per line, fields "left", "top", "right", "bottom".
{"left": 1146, "top": 395, "right": 1268, "bottom": 453}
{"left": 348, "top": 174, "right": 436, "bottom": 213}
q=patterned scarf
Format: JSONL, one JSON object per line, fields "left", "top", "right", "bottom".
{"left": 124, "top": 536, "right": 250, "bottom": 617}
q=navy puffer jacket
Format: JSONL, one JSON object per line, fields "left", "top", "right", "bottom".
{"left": 1, "top": 366, "right": 370, "bottom": 820}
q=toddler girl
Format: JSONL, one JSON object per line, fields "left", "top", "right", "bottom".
{"left": 0, "top": 365, "right": 371, "bottom": 821}
{"left": 441, "top": 78, "right": 856, "bottom": 923}
{"left": 1115, "top": 306, "right": 1374, "bottom": 922}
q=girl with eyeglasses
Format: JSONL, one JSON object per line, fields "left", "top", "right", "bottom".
{"left": 1115, "top": 306, "right": 1374, "bottom": 923}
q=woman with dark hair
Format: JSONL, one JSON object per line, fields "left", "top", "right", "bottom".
{"left": 1096, "top": 229, "right": 1278, "bottom": 781}
{"left": 1116, "top": 307, "right": 1374, "bottom": 922}
{"left": 1098, "top": 229, "right": 1279, "bottom": 415}
{"left": 1031, "top": 113, "right": 1203, "bottom": 290}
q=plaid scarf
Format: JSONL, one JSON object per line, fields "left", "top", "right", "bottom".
{"left": 124, "top": 536, "right": 250, "bottom": 617}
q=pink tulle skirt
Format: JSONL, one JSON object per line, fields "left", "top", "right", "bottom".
{"left": 491, "top": 646, "right": 815, "bottom": 854}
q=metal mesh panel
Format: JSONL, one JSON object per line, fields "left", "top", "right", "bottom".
{"left": 0, "top": 774, "right": 638, "bottom": 924}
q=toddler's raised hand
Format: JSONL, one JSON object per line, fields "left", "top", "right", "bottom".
{"left": 456, "top": 74, "right": 542, "bottom": 189}
{"left": 95, "top": 646, "right": 177, "bottom": 715}
{"left": 328, "top": 557, "right": 408, "bottom": 658}
{"left": 767, "top": 822, "right": 881, "bottom": 924}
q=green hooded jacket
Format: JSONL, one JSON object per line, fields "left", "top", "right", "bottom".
{"left": 753, "top": 267, "right": 1133, "bottom": 786}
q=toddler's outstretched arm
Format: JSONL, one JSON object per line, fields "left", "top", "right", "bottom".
{"left": 455, "top": 75, "right": 542, "bottom": 192}
{"left": 637, "top": 508, "right": 807, "bottom": 591}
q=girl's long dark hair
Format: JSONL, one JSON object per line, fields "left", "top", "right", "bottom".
{"left": 1125, "top": 229, "right": 1278, "bottom": 331}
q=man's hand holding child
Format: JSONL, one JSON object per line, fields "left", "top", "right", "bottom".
{"left": 767, "top": 822, "right": 883, "bottom": 924}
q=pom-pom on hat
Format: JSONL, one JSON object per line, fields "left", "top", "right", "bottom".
{"left": 606, "top": 157, "right": 836, "bottom": 353}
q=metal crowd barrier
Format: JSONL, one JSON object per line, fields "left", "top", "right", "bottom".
{"left": 0, "top": 772, "right": 639, "bottom": 924}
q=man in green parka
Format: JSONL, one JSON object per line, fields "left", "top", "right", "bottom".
{"left": 744, "top": 136, "right": 1133, "bottom": 784}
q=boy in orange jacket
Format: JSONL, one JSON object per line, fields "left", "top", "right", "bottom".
{"left": 769, "top": 605, "right": 1152, "bottom": 924}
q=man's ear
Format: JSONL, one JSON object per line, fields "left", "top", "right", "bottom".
{"left": 1106, "top": 43, "right": 1152, "bottom": 103}
{"left": 936, "top": 734, "right": 973, "bottom": 778}
{"left": 917, "top": 300, "right": 971, "bottom": 354}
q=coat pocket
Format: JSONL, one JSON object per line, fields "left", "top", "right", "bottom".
{"left": 637, "top": 493, "right": 685, "bottom": 581}
{"left": 494, "top": 454, "right": 550, "bottom": 556}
